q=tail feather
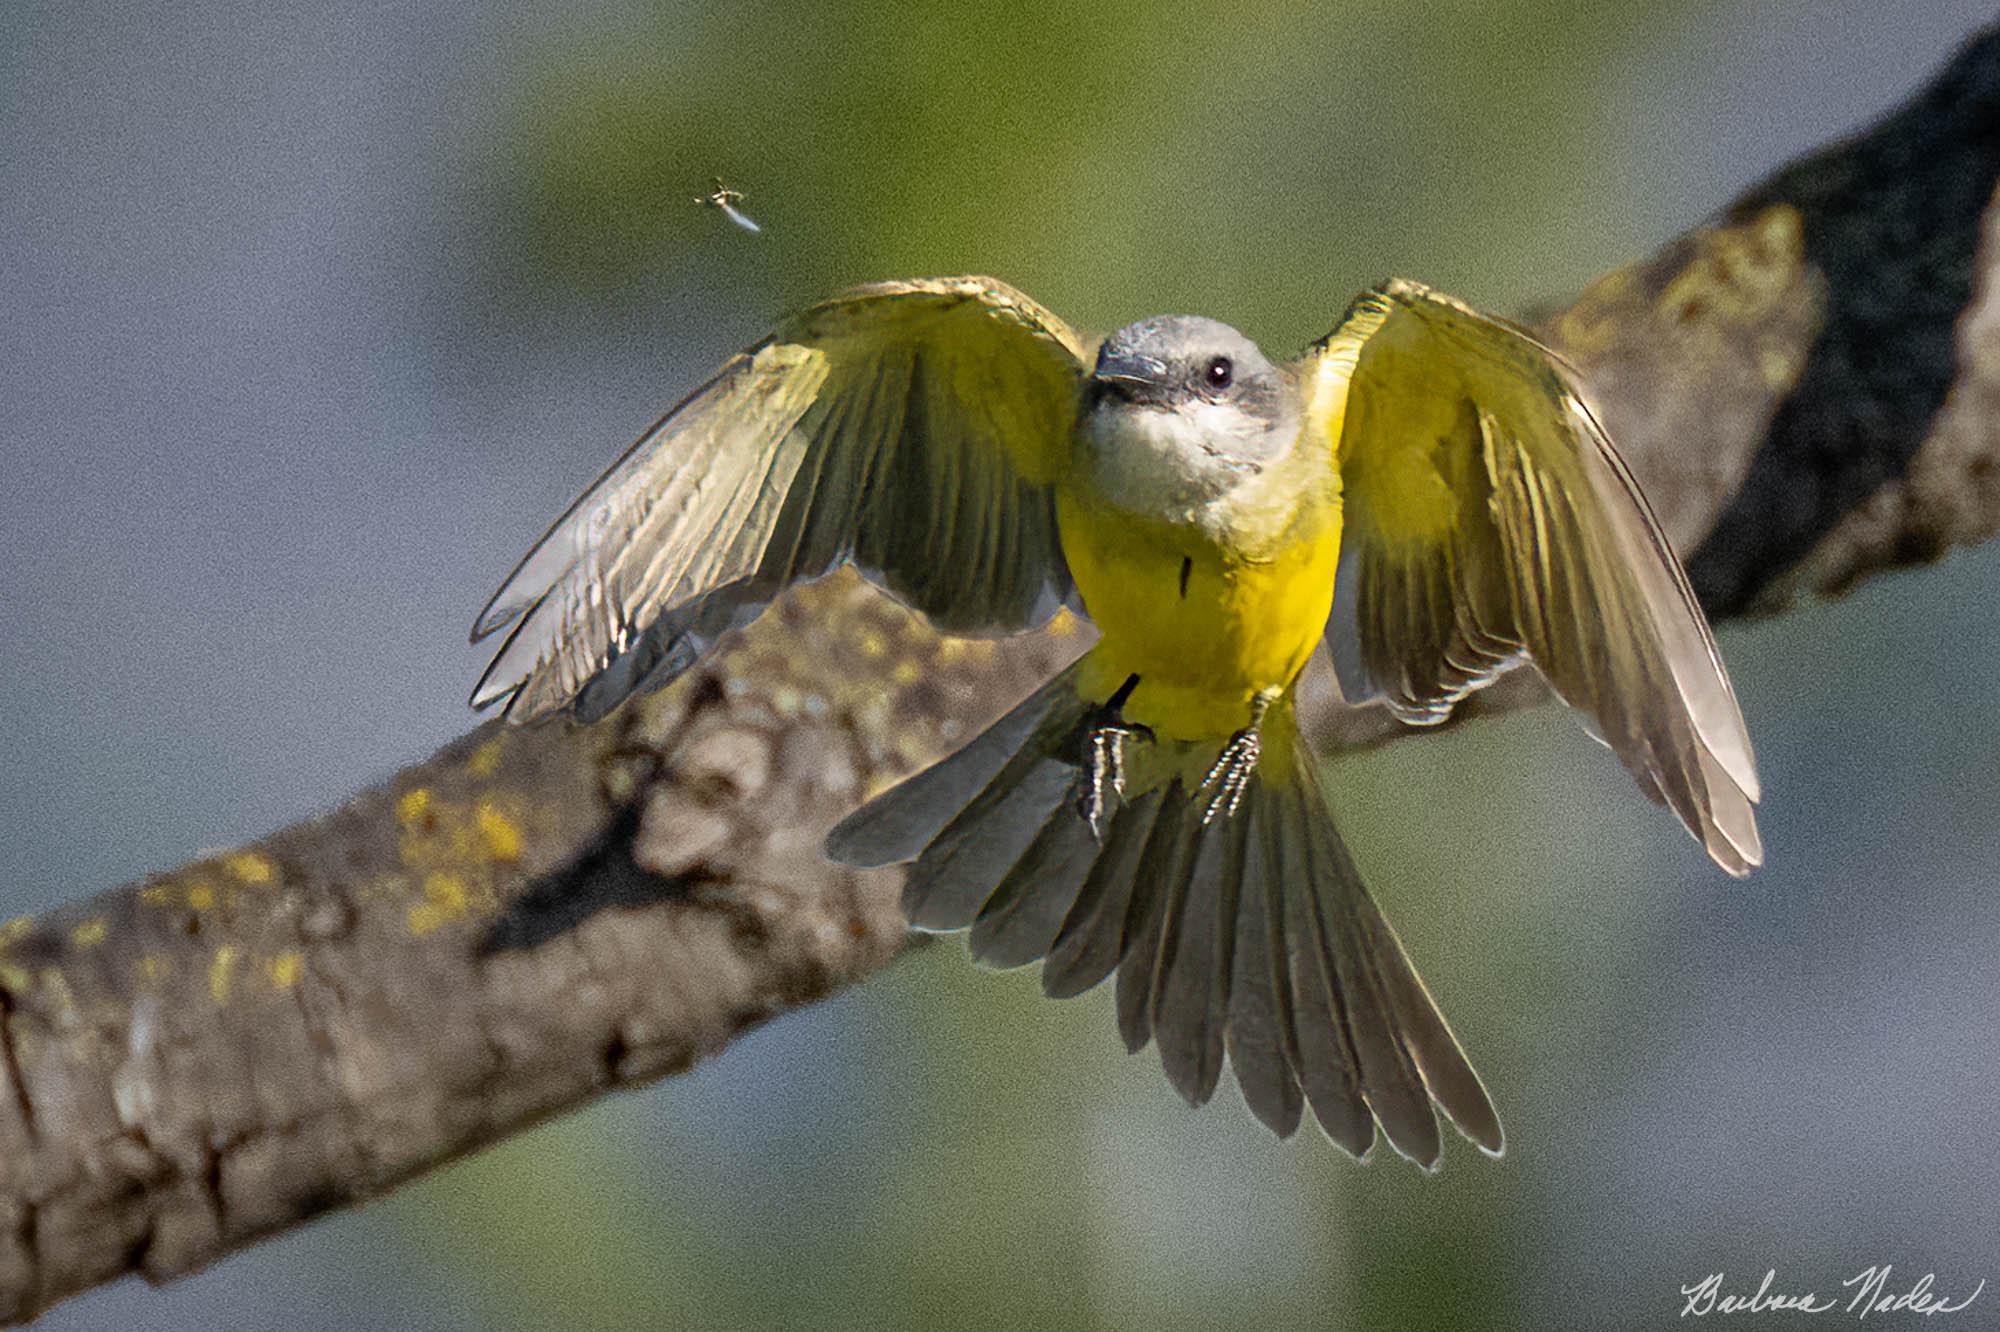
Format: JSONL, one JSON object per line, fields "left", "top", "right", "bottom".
{"left": 967, "top": 810, "right": 1099, "bottom": 969}
{"left": 1369, "top": 921, "right": 1507, "bottom": 1156}
{"left": 1152, "top": 804, "right": 1247, "bottom": 1107}
{"left": 1040, "top": 790, "right": 1162, "bottom": 1000}
{"left": 1269, "top": 794, "right": 1376, "bottom": 1156}
{"left": 824, "top": 666, "right": 1502, "bottom": 1164}
{"left": 1223, "top": 800, "right": 1306, "bottom": 1138}
{"left": 826, "top": 675, "right": 1086, "bottom": 871}
{"left": 1291, "top": 800, "right": 1439, "bottom": 1166}
{"left": 1110, "top": 794, "right": 1184, "bottom": 1056}
{"left": 901, "top": 751, "right": 1073, "bottom": 932}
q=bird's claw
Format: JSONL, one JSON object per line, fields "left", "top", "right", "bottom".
{"left": 1199, "top": 727, "right": 1261, "bottom": 824}
{"left": 1080, "top": 720, "right": 1152, "bottom": 839}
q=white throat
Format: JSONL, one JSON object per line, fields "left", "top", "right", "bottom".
{"left": 1082, "top": 399, "right": 1276, "bottom": 527}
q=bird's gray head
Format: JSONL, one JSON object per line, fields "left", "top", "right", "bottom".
{"left": 1083, "top": 315, "right": 1300, "bottom": 516}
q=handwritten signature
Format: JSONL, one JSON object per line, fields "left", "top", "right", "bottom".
{"left": 1682, "top": 1268, "right": 1984, "bottom": 1319}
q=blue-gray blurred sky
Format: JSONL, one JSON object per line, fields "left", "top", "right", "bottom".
{"left": 5, "top": 3, "right": 2000, "bottom": 1328}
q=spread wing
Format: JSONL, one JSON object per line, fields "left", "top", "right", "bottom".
{"left": 471, "top": 276, "right": 1089, "bottom": 721}
{"left": 1304, "top": 279, "right": 1761, "bottom": 874}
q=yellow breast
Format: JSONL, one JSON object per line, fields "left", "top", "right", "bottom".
{"left": 1056, "top": 487, "right": 1343, "bottom": 741}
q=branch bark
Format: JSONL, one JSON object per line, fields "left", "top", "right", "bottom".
{"left": 5, "top": 26, "right": 1999, "bottom": 1325}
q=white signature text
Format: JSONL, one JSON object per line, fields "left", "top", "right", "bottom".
{"left": 1680, "top": 1267, "right": 1984, "bottom": 1319}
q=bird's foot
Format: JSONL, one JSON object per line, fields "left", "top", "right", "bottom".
{"left": 1080, "top": 720, "right": 1153, "bottom": 839}
{"left": 1078, "top": 676, "right": 1150, "bottom": 839}
{"left": 1199, "top": 692, "right": 1277, "bottom": 824}
{"left": 1199, "top": 730, "right": 1260, "bottom": 824}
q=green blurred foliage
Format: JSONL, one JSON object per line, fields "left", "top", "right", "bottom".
{"left": 499, "top": 0, "right": 1686, "bottom": 338}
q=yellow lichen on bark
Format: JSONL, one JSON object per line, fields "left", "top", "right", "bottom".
{"left": 208, "top": 945, "right": 239, "bottom": 1005}
{"left": 225, "top": 852, "right": 276, "bottom": 885}
{"left": 474, "top": 802, "right": 523, "bottom": 863}
{"left": 264, "top": 952, "right": 303, "bottom": 990}
{"left": 407, "top": 871, "right": 473, "bottom": 936}
{"left": 464, "top": 735, "right": 507, "bottom": 779}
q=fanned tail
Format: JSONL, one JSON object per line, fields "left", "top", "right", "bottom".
{"left": 825, "top": 664, "right": 1503, "bottom": 1167}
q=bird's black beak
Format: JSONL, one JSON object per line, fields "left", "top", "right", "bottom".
{"left": 1091, "top": 351, "right": 1170, "bottom": 403}
{"left": 1093, "top": 351, "right": 1168, "bottom": 388}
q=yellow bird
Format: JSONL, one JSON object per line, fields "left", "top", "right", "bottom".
{"left": 471, "top": 275, "right": 1760, "bottom": 1168}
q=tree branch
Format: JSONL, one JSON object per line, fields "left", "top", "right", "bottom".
{"left": 5, "top": 26, "right": 1998, "bottom": 1325}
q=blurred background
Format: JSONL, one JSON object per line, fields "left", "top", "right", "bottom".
{"left": 5, "top": 2, "right": 1999, "bottom": 1327}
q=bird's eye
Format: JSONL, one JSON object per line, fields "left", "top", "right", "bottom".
{"left": 1204, "top": 356, "right": 1233, "bottom": 390}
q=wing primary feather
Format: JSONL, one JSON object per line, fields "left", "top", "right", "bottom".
{"left": 1570, "top": 396, "right": 1759, "bottom": 802}
{"left": 469, "top": 355, "right": 752, "bottom": 644}
{"left": 468, "top": 583, "right": 558, "bottom": 712}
